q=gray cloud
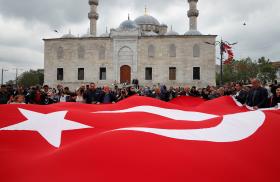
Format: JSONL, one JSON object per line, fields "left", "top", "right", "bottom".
{"left": 0, "top": 0, "right": 279, "bottom": 83}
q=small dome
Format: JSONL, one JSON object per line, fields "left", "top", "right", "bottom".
{"left": 61, "top": 30, "right": 76, "bottom": 38}
{"left": 100, "top": 32, "right": 110, "bottom": 37}
{"left": 100, "top": 27, "right": 110, "bottom": 37}
{"left": 143, "top": 31, "right": 158, "bottom": 36}
{"left": 119, "top": 19, "right": 138, "bottom": 30}
{"left": 184, "top": 30, "right": 202, "bottom": 35}
{"left": 160, "top": 23, "right": 168, "bottom": 27}
{"left": 134, "top": 15, "right": 160, "bottom": 26}
{"left": 81, "top": 33, "right": 94, "bottom": 38}
{"left": 81, "top": 29, "right": 94, "bottom": 38}
{"left": 165, "top": 30, "right": 179, "bottom": 36}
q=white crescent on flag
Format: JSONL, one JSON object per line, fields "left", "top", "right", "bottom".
{"left": 96, "top": 107, "right": 266, "bottom": 142}
{"left": 94, "top": 105, "right": 218, "bottom": 121}
{"left": 117, "top": 110, "right": 266, "bottom": 142}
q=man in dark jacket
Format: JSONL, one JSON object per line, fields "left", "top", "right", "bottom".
{"left": 159, "top": 85, "right": 170, "bottom": 102}
{"left": 246, "top": 79, "right": 268, "bottom": 109}
{"left": 84, "top": 83, "right": 101, "bottom": 104}
{"left": 132, "top": 78, "right": 139, "bottom": 89}
{"left": 100, "top": 85, "right": 116, "bottom": 104}
{"left": 234, "top": 83, "right": 248, "bottom": 104}
{"left": 0, "top": 85, "right": 9, "bottom": 104}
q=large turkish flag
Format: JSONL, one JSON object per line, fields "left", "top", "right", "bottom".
{"left": 0, "top": 96, "right": 280, "bottom": 182}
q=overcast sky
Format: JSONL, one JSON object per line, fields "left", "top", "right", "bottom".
{"left": 0, "top": 0, "right": 279, "bottom": 82}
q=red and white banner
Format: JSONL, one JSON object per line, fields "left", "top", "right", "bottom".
{"left": 223, "top": 43, "right": 234, "bottom": 64}
{"left": 0, "top": 96, "right": 280, "bottom": 182}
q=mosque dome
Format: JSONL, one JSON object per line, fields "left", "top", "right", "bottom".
{"left": 61, "top": 30, "right": 76, "bottom": 38}
{"left": 134, "top": 15, "right": 160, "bottom": 26}
{"left": 119, "top": 19, "right": 138, "bottom": 30}
{"left": 184, "top": 30, "right": 202, "bottom": 35}
{"left": 165, "top": 30, "right": 179, "bottom": 36}
{"left": 165, "top": 26, "right": 179, "bottom": 36}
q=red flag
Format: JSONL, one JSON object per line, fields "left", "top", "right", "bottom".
{"left": 222, "top": 43, "right": 234, "bottom": 65}
{"left": 1, "top": 96, "right": 280, "bottom": 182}
{"left": 222, "top": 43, "right": 232, "bottom": 52}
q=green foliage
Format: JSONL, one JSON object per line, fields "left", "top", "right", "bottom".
{"left": 257, "top": 57, "right": 277, "bottom": 84}
{"left": 18, "top": 69, "right": 44, "bottom": 88}
{"left": 5, "top": 80, "right": 15, "bottom": 86}
{"left": 216, "top": 57, "right": 276, "bottom": 85}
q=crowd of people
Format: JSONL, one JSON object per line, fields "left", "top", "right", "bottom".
{"left": 0, "top": 79, "right": 279, "bottom": 109}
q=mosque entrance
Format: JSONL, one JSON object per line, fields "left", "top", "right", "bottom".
{"left": 120, "top": 65, "right": 131, "bottom": 84}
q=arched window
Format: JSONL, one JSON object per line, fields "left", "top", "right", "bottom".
{"left": 193, "top": 44, "right": 200, "bottom": 58}
{"left": 99, "top": 46, "right": 106, "bottom": 60}
{"left": 78, "top": 46, "right": 85, "bottom": 59}
{"left": 57, "top": 47, "right": 64, "bottom": 59}
{"left": 169, "top": 44, "right": 176, "bottom": 57}
{"left": 118, "top": 46, "right": 133, "bottom": 62}
{"left": 148, "top": 45, "right": 155, "bottom": 57}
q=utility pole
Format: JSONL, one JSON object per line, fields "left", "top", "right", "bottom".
{"left": 10, "top": 68, "right": 24, "bottom": 87}
{"left": 1, "top": 68, "right": 8, "bottom": 85}
{"left": 16, "top": 68, "right": 18, "bottom": 87}
{"left": 220, "top": 38, "right": 224, "bottom": 86}
{"left": 15, "top": 68, "right": 21, "bottom": 87}
{"left": 205, "top": 39, "right": 237, "bottom": 86}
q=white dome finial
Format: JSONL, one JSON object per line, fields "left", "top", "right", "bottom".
{"left": 145, "top": 5, "right": 148, "bottom": 15}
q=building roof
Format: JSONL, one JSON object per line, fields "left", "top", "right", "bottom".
{"left": 143, "top": 31, "right": 158, "bottom": 36}
{"left": 272, "top": 61, "right": 280, "bottom": 68}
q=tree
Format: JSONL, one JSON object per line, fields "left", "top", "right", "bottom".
{"left": 18, "top": 69, "right": 44, "bottom": 88}
{"left": 234, "top": 57, "right": 258, "bottom": 82}
{"left": 5, "top": 80, "right": 15, "bottom": 86}
{"left": 257, "top": 57, "right": 277, "bottom": 84}
{"left": 216, "top": 57, "right": 276, "bottom": 85}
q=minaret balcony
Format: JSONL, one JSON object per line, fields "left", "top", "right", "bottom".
{"left": 187, "top": 10, "right": 199, "bottom": 17}
{"left": 88, "top": 12, "right": 99, "bottom": 19}
{"left": 188, "top": 0, "right": 198, "bottom": 3}
{"left": 89, "top": 0, "right": 99, "bottom": 6}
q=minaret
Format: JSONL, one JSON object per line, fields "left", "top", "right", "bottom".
{"left": 88, "top": 0, "right": 99, "bottom": 36}
{"left": 185, "top": 0, "right": 201, "bottom": 35}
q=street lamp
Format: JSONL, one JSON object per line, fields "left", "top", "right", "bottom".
{"left": 1, "top": 69, "right": 8, "bottom": 85}
{"left": 205, "top": 38, "right": 237, "bottom": 86}
{"left": 12, "top": 68, "right": 24, "bottom": 87}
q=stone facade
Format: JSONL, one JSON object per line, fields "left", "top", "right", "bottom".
{"left": 44, "top": 35, "right": 216, "bottom": 90}
{"left": 43, "top": 0, "right": 217, "bottom": 90}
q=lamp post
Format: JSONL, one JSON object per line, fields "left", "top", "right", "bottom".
{"left": 1, "top": 68, "right": 8, "bottom": 85}
{"left": 206, "top": 38, "right": 237, "bottom": 86}
{"left": 13, "top": 68, "right": 24, "bottom": 87}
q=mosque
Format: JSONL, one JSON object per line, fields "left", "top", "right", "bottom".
{"left": 44, "top": 0, "right": 217, "bottom": 89}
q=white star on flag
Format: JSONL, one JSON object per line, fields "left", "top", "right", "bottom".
{"left": 0, "top": 108, "right": 92, "bottom": 148}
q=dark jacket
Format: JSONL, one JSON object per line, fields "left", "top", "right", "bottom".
{"left": 0, "top": 91, "right": 9, "bottom": 104}
{"left": 235, "top": 90, "right": 248, "bottom": 104}
{"left": 159, "top": 86, "right": 170, "bottom": 102}
{"left": 271, "top": 95, "right": 280, "bottom": 107}
{"left": 246, "top": 87, "right": 268, "bottom": 108}
{"left": 100, "top": 91, "right": 116, "bottom": 104}
{"left": 84, "top": 89, "right": 102, "bottom": 104}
